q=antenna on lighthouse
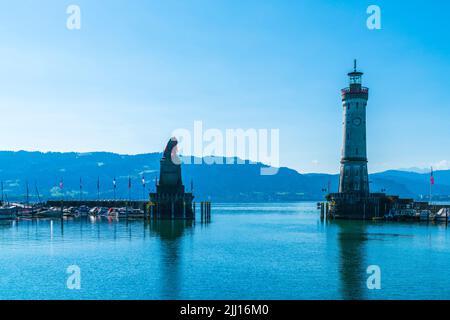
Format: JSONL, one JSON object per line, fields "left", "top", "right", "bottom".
{"left": 354, "top": 59, "right": 357, "bottom": 72}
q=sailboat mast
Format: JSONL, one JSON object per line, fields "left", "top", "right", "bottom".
{"left": 26, "top": 180, "right": 30, "bottom": 206}
{"left": 429, "top": 166, "right": 433, "bottom": 205}
{"left": 35, "top": 181, "right": 41, "bottom": 204}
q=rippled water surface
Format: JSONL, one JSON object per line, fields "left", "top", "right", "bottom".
{"left": 0, "top": 202, "right": 449, "bottom": 300}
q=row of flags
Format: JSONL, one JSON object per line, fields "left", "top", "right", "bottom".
{"left": 59, "top": 176, "right": 150, "bottom": 190}
{"left": 54, "top": 168, "right": 441, "bottom": 192}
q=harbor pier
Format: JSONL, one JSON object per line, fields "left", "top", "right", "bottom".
{"left": 46, "top": 200, "right": 148, "bottom": 210}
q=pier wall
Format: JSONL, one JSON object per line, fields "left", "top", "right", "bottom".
{"left": 327, "top": 193, "right": 393, "bottom": 220}
{"left": 46, "top": 200, "right": 148, "bottom": 209}
{"left": 327, "top": 192, "right": 450, "bottom": 220}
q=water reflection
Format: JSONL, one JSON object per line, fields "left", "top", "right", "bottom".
{"left": 0, "top": 220, "right": 14, "bottom": 230}
{"left": 3, "top": 217, "right": 196, "bottom": 299}
{"left": 149, "top": 220, "right": 194, "bottom": 299}
{"left": 334, "top": 220, "right": 368, "bottom": 300}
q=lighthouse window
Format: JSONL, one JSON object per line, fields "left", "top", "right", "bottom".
{"left": 356, "top": 103, "right": 359, "bottom": 109}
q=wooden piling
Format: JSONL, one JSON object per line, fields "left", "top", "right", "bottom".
{"left": 200, "top": 202, "right": 204, "bottom": 222}
{"left": 210, "top": 202, "right": 212, "bottom": 221}
{"left": 320, "top": 203, "right": 324, "bottom": 220}
{"left": 200, "top": 202, "right": 211, "bottom": 223}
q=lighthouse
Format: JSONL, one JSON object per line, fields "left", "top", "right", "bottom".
{"left": 327, "top": 61, "right": 407, "bottom": 220}
{"left": 339, "top": 60, "right": 370, "bottom": 196}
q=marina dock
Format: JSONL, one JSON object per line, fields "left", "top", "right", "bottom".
{"left": 0, "top": 137, "right": 212, "bottom": 221}
{"left": 319, "top": 198, "right": 450, "bottom": 222}
{"left": 0, "top": 199, "right": 210, "bottom": 221}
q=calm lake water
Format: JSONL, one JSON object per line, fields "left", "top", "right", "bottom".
{"left": 0, "top": 202, "right": 449, "bottom": 300}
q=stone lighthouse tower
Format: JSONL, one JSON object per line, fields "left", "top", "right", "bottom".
{"left": 339, "top": 60, "right": 370, "bottom": 196}
{"left": 328, "top": 61, "right": 392, "bottom": 220}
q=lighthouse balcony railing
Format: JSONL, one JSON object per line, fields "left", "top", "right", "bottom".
{"left": 327, "top": 192, "right": 386, "bottom": 202}
{"left": 341, "top": 87, "right": 369, "bottom": 100}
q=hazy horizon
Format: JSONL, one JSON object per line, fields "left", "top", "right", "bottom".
{"left": 0, "top": 148, "right": 441, "bottom": 175}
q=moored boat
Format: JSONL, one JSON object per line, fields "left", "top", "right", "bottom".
{"left": 89, "top": 207, "right": 99, "bottom": 217}
{"left": 419, "top": 210, "right": 433, "bottom": 221}
{"left": 435, "top": 208, "right": 450, "bottom": 222}
{"left": 107, "top": 208, "right": 119, "bottom": 218}
{"left": 17, "top": 206, "right": 40, "bottom": 218}
{"left": 122, "top": 208, "right": 145, "bottom": 219}
{"left": 97, "top": 207, "right": 110, "bottom": 217}
{"left": 75, "top": 205, "right": 90, "bottom": 216}
{"left": 63, "top": 207, "right": 80, "bottom": 218}
{"left": 37, "top": 207, "right": 63, "bottom": 218}
{"left": 385, "top": 208, "right": 418, "bottom": 221}
{"left": 0, "top": 206, "right": 18, "bottom": 220}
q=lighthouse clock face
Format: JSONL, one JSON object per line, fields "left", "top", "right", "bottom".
{"left": 352, "top": 117, "right": 362, "bottom": 127}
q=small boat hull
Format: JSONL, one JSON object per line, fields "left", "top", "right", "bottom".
{"left": 36, "top": 210, "right": 63, "bottom": 219}
{"left": 435, "top": 208, "right": 450, "bottom": 223}
{"left": 0, "top": 207, "right": 18, "bottom": 220}
{"left": 0, "top": 214, "right": 16, "bottom": 220}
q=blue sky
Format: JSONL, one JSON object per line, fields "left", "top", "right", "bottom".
{"left": 0, "top": 0, "right": 449, "bottom": 173}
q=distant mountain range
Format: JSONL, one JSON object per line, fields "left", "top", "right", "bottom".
{"left": 0, "top": 151, "right": 449, "bottom": 202}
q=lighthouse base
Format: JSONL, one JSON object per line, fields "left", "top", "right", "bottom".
{"left": 326, "top": 193, "right": 393, "bottom": 220}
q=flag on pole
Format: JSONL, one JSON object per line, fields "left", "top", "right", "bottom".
{"left": 430, "top": 167, "right": 435, "bottom": 185}
{"left": 79, "top": 177, "right": 83, "bottom": 201}
{"left": 113, "top": 177, "right": 117, "bottom": 200}
{"left": 128, "top": 176, "right": 132, "bottom": 202}
{"left": 59, "top": 179, "right": 64, "bottom": 190}
{"left": 95, "top": 176, "right": 100, "bottom": 200}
